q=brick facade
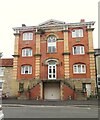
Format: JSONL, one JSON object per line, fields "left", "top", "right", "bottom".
{"left": 12, "top": 19, "right": 96, "bottom": 100}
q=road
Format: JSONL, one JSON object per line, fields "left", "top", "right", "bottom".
{"left": 3, "top": 104, "right": 98, "bottom": 118}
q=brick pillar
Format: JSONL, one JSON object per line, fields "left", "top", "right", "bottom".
{"left": 12, "top": 33, "right": 19, "bottom": 97}
{"left": 87, "top": 28, "right": 96, "bottom": 94}
{"left": 63, "top": 27, "right": 70, "bottom": 79}
{"left": 35, "top": 32, "right": 41, "bottom": 79}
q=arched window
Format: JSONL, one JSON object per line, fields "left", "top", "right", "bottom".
{"left": 21, "top": 65, "right": 32, "bottom": 74}
{"left": 73, "top": 64, "right": 86, "bottom": 74}
{"left": 47, "top": 35, "right": 57, "bottom": 53}
{"left": 73, "top": 45, "right": 85, "bottom": 55}
{"left": 22, "top": 48, "right": 32, "bottom": 57}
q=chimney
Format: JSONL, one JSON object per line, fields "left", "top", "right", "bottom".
{"left": 22, "top": 24, "right": 26, "bottom": 27}
{"left": 80, "top": 19, "right": 85, "bottom": 22}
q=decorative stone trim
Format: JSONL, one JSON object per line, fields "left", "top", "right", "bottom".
{"left": 35, "top": 31, "right": 41, "bottom": 34}
{"left": 34, "top": 54, "right": 41, "bottom": 56}
{"left": 62, "top": 30, "right": 69, "bottom": 32}
{"left": 87, "top": 52, "right": 95, "bottom": 54}
{"left": 57, "top": 38, "right": 64, "bottom": 41}
{"left": 62, "top": 52, "right": 70, "bottom": 55}
{"left": 12, "top": 54, "right": 20, "bottom": 57}
{"left": 14, "top": 33, "right": 20, "bottom": 36}
{"left": 86, "top": 28, "right": 94, "bottom": 31}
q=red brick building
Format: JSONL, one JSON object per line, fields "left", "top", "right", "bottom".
{"left": 12, "top": 19, "right": 96, "bottom": 100}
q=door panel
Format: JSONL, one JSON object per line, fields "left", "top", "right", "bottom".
{"left": 48, "top": 65, "right": 56, "bottom": 79}
{"left": 44, "top": 83, "right": 60, "bottom": 100}
{"left": 86, "top": 84, "right": 91, "bottom": 97}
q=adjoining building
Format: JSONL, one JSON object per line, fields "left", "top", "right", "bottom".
{"left": 0, "top": 58, "right": 13, "bottom": 97}
{"left": 12, "top": 19, "right": 96, "bottom": 100}
{"left": 94, "top": 48, "right": 100, "bottom": 90}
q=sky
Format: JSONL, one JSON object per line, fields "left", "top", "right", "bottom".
{"left": 0, "top": 0, "right": 99, "bottom": 58}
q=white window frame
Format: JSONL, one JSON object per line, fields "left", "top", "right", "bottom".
{"left": 73, "top": 64, "right": 86, "bottom": 74}
{"left": 21, "top": 65, "right": 32, "bottom": 74}
{"left": 0, "top": 67, "right": 4, "bottom": 76}
{"left": 73, "top": 46, "right": 85, "bottom": 55}
{"left": 47, "top": 35, "right": 56, "bottom": 53}
{"left": 22, "top": 48, "right": 32, "bottom": 57}
{"left": 48, "top": 62, "right": 56, "bottom": 79}
{"left": 23, "top": 32, "right": 33, "bottom": 40}
{"left": 72, "top": 29, "right": 83, "bottom": 38}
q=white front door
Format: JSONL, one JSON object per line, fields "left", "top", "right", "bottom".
{"left": 48, "top": 64, "right": 56, "bottom": 79}
{"left": 86, "top": 84, "right": 91, "bottom": 97}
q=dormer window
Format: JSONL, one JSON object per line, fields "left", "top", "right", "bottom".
{"left": 72, "top": 29, "right": 83, "bottom": 38}
{"left": 23, "top": 32, "right": 33, "bottom": 40}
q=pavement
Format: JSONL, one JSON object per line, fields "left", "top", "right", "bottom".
{"left": 2, "top": 98, "right": 99, "bottom": 106}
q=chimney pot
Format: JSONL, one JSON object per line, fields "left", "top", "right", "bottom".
{"left": 80, "top": 19, "right": 85, "bottom": 22}
{"left": 22, "top": 24, "right": 26, "bottom": 27}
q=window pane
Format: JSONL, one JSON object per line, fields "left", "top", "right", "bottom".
{"left": 81, "top": 46, "right": 84, "bottom": 54}
{"left": 47, "top": 35, "right": 56, "bottom": 53}
{"left": 74, "top": 65, "right": 77, "bottom": 73}
{"left": 82, "top": 65, "right": 85, "bottom": 73}
{"left": 77, "top": 47, "right": 80, "bottom": 54}
{"left": 49, "top": 68, "right": 52, "bottom": 73}
{"left": 0, "top": 67, "right": 4, "bottom": 76}
{"left": 78, "top": 65, "right": 81, "bottom": 73}
{"left": 22, "top": 48, "right": 32, "bottom": 57}
{"left": 74, "top": 47, "right": 77, "bottom": 54}
{"left": 73, "top": 46, "right": 84, "bottom": 54}
{"left": 53, "top": 68, "right": 55, "bottom": 73}
{"left": 49, "top": 75, "right": 52, "bottom": 78}
{"left": 29, "top": 66, "right": 32, "bottom": 74}
{"left": 23, "top": 33, "right": 33, "bottom": 40}
{"left": 73, "top": 64, "right": 86, "bottom": 74}
{"left": 72, "top": 29, "right": 83, "bottom": 38}
{"left": 53, "top": 74, "right": 55, "bottom": 78}
{"left": 21, "top": 65, "right": 32, "bottom": 74}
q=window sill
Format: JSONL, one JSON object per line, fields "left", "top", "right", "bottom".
{"left": 22, "top": 56, "right": 33, "bottom": 58}
{"left": 21, "top": 73, "right": 32, "bottom": 75}
{"left": 73, "top": 73, "right": 86, "bottom": 74}
{"left": 73, "top": 54, "right": 85, "bottom": 55}
{"left": 46, "top": 52, "right": 57, "bottom": 54}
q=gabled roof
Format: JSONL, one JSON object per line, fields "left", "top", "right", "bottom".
{"left": 38, "top": 19, "right": 66, "bottom": 27}
{"left": 0, "top": 58, "right": 13, "bottom": 67}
